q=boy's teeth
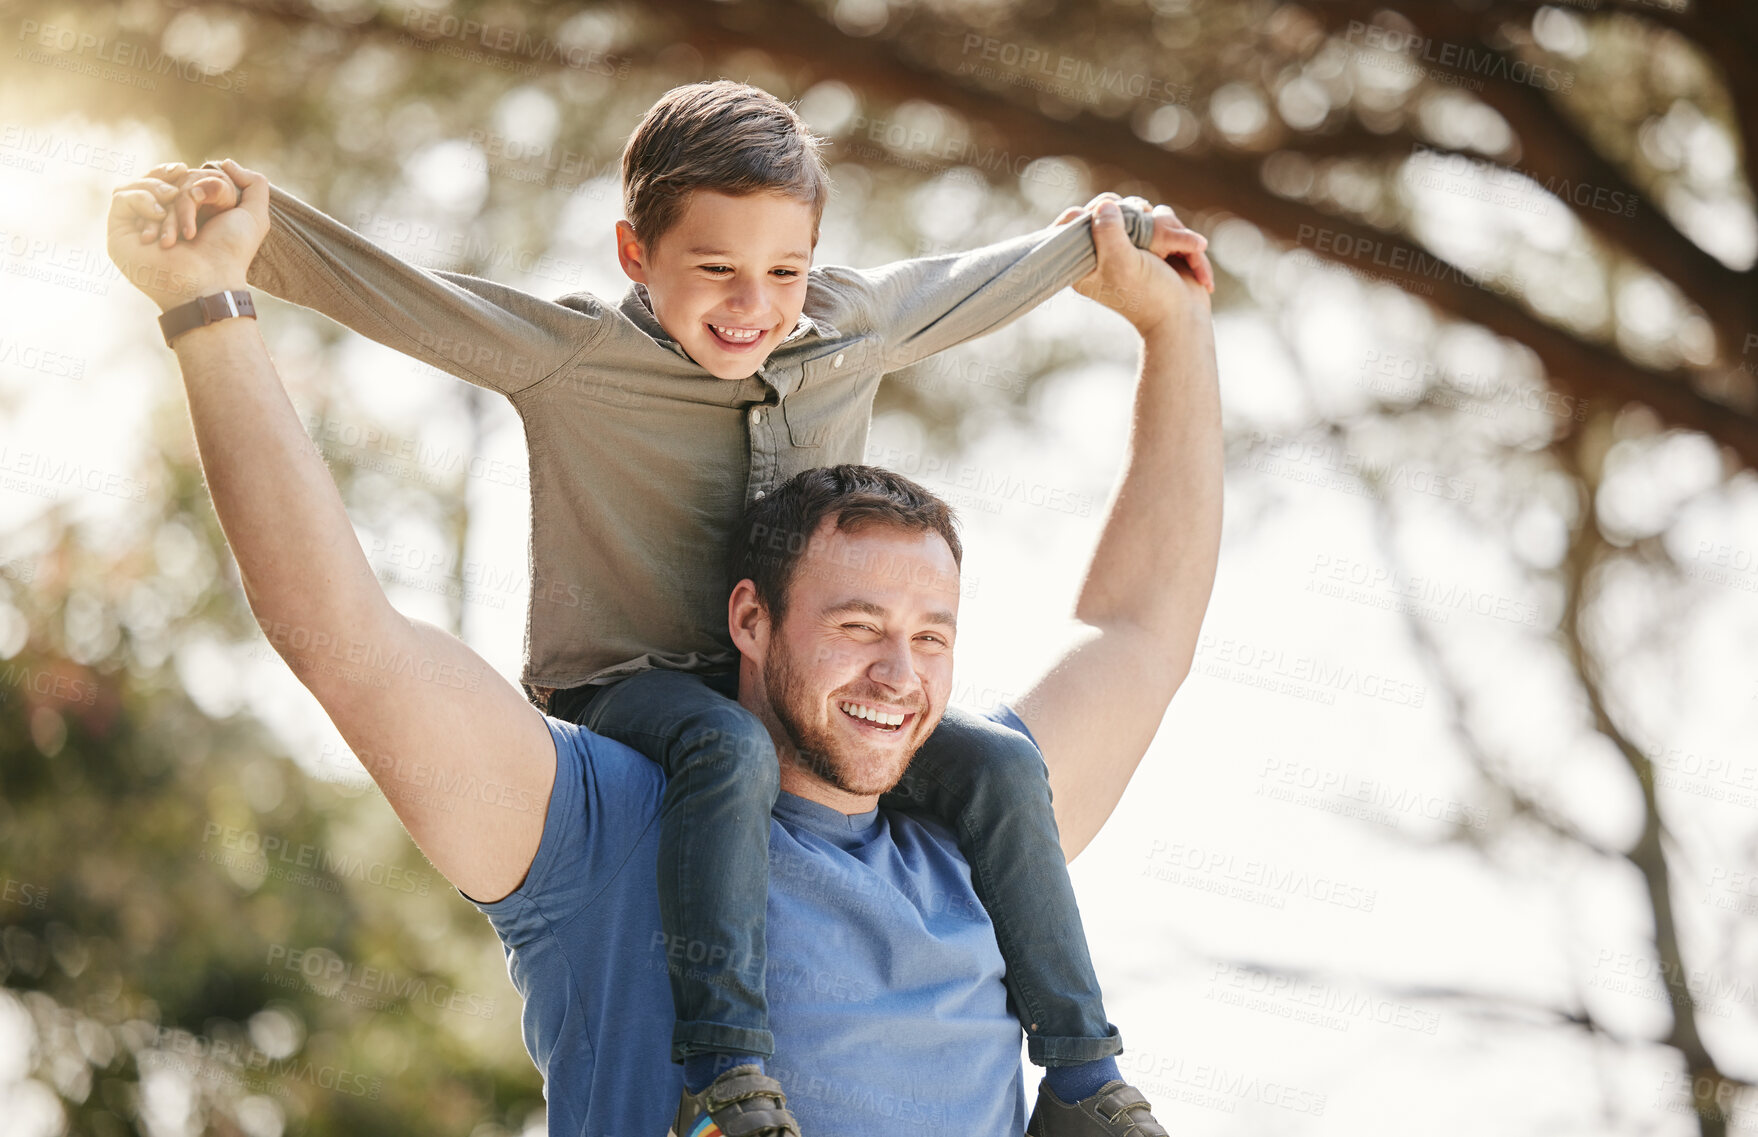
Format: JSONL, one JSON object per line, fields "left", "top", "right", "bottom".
{"left": 838, "top": 701, "right": 906, "bottom": 727}
{"left": 711, "top": 324, "right": 762, "bottom": 342}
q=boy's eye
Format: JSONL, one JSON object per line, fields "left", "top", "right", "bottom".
{"left": 700, "top": 265, "right": 802, "bottom": 278}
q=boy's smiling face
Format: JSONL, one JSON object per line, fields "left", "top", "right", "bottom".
{"left": 615, "top": 189, "right": 817, "bottom": 380}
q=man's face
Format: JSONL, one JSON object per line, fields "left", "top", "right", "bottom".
{"left": 757, "top": 520, "right": 960, "bottom": 798}
{"left": 617, "top": 189, "right": 816, "bottom": 381}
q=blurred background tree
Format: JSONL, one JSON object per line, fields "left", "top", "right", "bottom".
{"left": 1, "top": 1, "right": 1754, "bottom": 1134}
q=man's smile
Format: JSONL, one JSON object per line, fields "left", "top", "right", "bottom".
{"left": 835, "top": 698, "right": 919, "bottom": 734}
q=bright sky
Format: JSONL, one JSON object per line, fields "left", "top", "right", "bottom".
{"left": 3, "top": 107, "right": 1757, "bottom": 1137}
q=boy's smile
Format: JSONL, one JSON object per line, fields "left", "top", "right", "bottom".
{"left": 615, "top": 189, "right": 817, "bottom": 380}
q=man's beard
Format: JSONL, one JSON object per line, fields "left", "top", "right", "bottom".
{"left": 763, "top": 635, "right": 924, "bottom": 797}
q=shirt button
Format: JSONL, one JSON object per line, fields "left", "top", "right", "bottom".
{"left": 832, "top": 352, "right": 845, "bottom": 368}
{"left": 750, "top": 407, "right": 764, "bottom": 426}
{"left": 754, "top": 490, "right": 766, "bottom": 500}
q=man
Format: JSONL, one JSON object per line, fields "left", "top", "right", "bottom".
{"left": 106, "top": 162, "right": 1222, "bottom": 1136}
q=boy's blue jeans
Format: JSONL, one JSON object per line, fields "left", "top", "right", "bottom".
{"left": 554, "top": 666, "right": 1122, "bottom": 1067}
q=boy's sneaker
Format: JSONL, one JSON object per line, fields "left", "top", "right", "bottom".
{"left": 1026, "top": 1079, "right": 1170, "bottom": 1137}
{"left": 671, "top": 1064, "right": 801, "bottom": 1137}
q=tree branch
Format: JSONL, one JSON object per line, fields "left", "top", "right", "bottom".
{"left": 1304, "top": 0, "right": 1757, "bottom": 347}
{"left": 1554, "top": 434, "right": 1736, "bottom": 1137}
{"left": 640, "top": 0, "right": 1758, "bottom": 470}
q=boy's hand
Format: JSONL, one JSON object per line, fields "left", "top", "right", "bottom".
{"left": 1057, "top": 190, "right": 1215, "bottom": 293}
{"left": 1070, "top": 197, "right": 1211, "bottom": 340}
{"left": 138, "top": 160, "right": 243, "bottom": 248}
{"left": 107, "top": 159, "right": 267, "bottom": 310}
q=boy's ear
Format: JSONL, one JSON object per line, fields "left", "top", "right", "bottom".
{"left": 614, "top": 219, "right": 649, "bottom": 283}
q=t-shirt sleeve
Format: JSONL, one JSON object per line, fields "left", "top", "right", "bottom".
{"left": 467, "top": 715, "right": 663, "bottom": 946}
{"left": 983, "top": 703, "right": 1041, "bottom": 753}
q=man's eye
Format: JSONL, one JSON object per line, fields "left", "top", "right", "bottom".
{"left": 844, "top": 623, "right": 879, "bottom": 634}
{"left": 917, "top": 634, "right": 948, "bottom": 647}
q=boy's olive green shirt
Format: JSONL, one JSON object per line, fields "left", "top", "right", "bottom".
{"left": 243, "top": 185, "right": 1156, "bottom": 699}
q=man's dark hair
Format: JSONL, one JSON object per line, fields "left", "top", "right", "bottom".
{"left": 728, "top": 465, "right": 963, "bottom": 621}
{"left": 620, "top": 79, "right": 832, "bottom": 251}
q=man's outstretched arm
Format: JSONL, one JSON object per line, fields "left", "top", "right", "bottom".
{"left": 108, "top": 163, "right": 556, "bottom": 902}
{"left": 1011, "top": 199, "right": 1224, "bottom": 861}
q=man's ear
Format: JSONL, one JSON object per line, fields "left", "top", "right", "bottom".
{"left": 614, "top": 220, "right": 649, "bottom": 283}
{"left": 728, "top": 578, "right": 771, "bottom": 660}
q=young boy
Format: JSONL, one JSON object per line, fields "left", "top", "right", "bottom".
{"left": 156, "top": 79, "right": 1210, "bottom": 1137}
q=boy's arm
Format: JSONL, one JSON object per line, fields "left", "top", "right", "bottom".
{"left": 1009, "top": 201, "right": 1223, "bottom": 862}
{"left": 843, "top": 194, "right": 1213, "bottom": 374}
{"left": 164, "top": 160, "right": 597, "bottom": 397}
{"left": 110, "top": 163, "right": 557, "bottom": 902}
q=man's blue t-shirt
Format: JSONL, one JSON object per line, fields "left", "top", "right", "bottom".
{"left": 470, "top": 708, "right": 1040, "bottom": 1137}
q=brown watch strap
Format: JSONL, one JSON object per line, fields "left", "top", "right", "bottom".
{"left": 159, "top": 289, "right": 256, "bottom": 347}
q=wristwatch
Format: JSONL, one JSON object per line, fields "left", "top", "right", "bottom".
{"left": 159, "top": 289, "right": 256, "bottom": 347}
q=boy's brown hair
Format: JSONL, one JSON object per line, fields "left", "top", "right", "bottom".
{"left": 620, "top": 79, "right": 832, "bottom": 251}
{"left": 729, "top": 465, "right": 964, "bottom": 622}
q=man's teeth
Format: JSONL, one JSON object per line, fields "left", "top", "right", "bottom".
{"left": 710, "top": 324, "right": 762, "bottom": 343}
{"left": 838, "top": 701, "right": 906, "bottom": 728}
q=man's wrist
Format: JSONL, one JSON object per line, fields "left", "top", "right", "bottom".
{"left": 153, "top": 276, "right": 249, "bottom": 312}
{"left": 167, "top": 308, "right": 262, "bottom": 352}
{"left": 159, "top": 288, "right": 257, "bottom": 347}
{"left": 133, "top": 268, "right": 250, "bottom": 312}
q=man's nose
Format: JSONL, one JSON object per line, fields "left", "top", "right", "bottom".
{"left": 867, "top": 636, "right": 921, "bottom": 693}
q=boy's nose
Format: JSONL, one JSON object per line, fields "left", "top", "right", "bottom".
{"left": 724, "top": 281, "right": 763, "bottom": 314}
